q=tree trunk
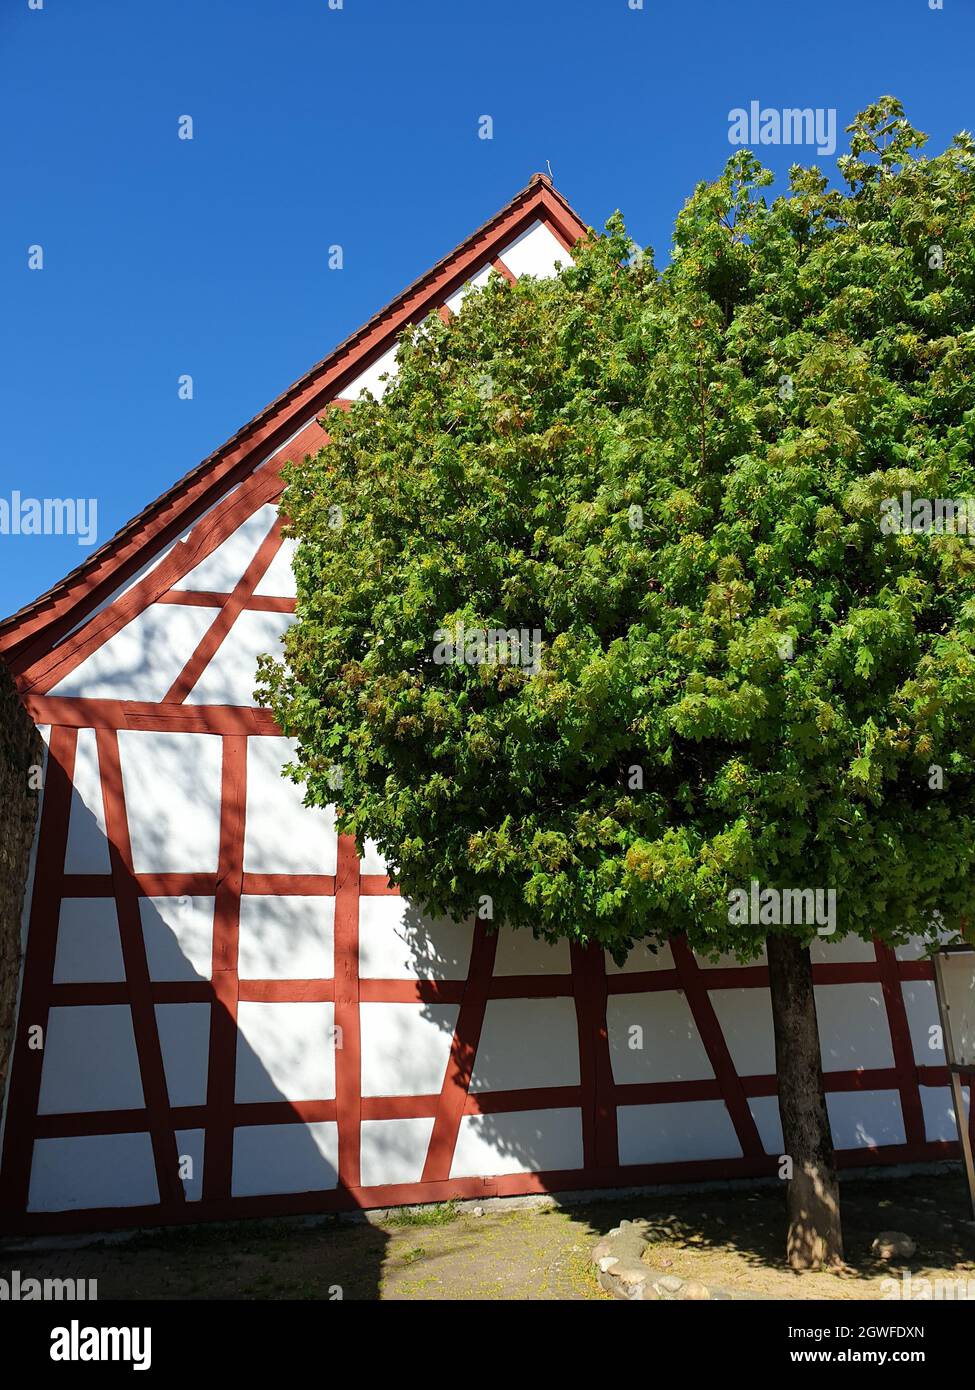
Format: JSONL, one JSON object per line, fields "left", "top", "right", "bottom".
{"left": 766, "top": 932, "right": 844, "bottom": 1269}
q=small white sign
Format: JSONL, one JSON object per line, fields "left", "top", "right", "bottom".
{"left": 938, "top": 949, "right": 975, "bottom": 1070}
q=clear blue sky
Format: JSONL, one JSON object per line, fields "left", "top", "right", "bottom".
{"left": 2, "top": 0, "right": 972, "bottom": 618}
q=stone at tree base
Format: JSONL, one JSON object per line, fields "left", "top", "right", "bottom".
{"left": 601, "top": 1271, "right": 659, "bottom": 1300}
{"left": 651, "top": 1274, "right": 684, "bottom": 1294}
{"left": 599, "top": 1235, "right": 650, "bottom": 1265}
{"left": 872, "top": 1231, "right": 916, "bottom": 1260}
{"left": 677, "top": 1280, "right": 712, "bottom": 1300}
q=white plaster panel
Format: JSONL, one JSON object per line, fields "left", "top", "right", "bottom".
{"left": 243, "top": 736, "right": 337, "bottom": 875}
{"left": 359, "top": 1002, "right": 458, "bottom": 1097}
{"left": 253, "top": 537, "right": 297, "bottom": 597}
{"left": 810, "top": 933, "right": 877, "bottom": 963}
{"left": 139, "top": 896, "right": 215, "bottom": 982}
{"left": 894, "top": 925, "right": 957, "bottom": 960}
{"left": 185, "top": 608, "right": 294, "bottom": 707}
{"left": 443, "top": 263, "right": 493, "bottom": 316}
{"left": 359, "top": 838, "right": 389, "bottom": 876}
{"left": 449, "top": 1107, "right": 584, "bottom": 1178}
{"left": 232, "top": 1121, "right": 339, "bottom": 1196}
{"left": 119, "top": 731, "right": 223, "bottom": 873}
{"left": 235, "top": 1001, "right": 335, "bottom": 1103}
{"left": 469, "top": 998, "right": 580, "bottom": 1092}
{"left": 28, "top": 1132, "right": 159, "bottom": 1212}
{"left": 497, "top": 220, "right": 571, "bottom": 279}
{"left": 708, "top": 987, "right": 776, "bottom": 1076}
{"left": 901, "top": 979, "right": 942, "bottom": 1065}
{"left": 748, "top": 1095, "right": 785, "bottom": 1155}
{"left": 175, "top": 1127, "right": 205, "bottom": 1201}
{"left": 53, "top": 899, "right": 124, "bottom": 983}
{"left": 492, "top": 929, "right": 571, "bottom": 976}
{"left": 237, "top": 895, "right": 335, "bottom": 980}
{"left": 64, "top": 727, "right": 111, "bottom": 874}
{"left": 814, "top": 983, "right": 895, "bottom": 1072}
{"left": 920, "top": 1084, "right": 971, "bottom": 1143}
{"left": 38, "top": 1006, "right": 144, "bottom": 1114}
{"left": 607, "top": 992, "right": 713, "bottom": 1085}
{"left": 340, "top": 343, "right": 399, "bottom": 401}
{"left": 605, "top": 940, "right": 674, "bottom": 974}
{"left": 825, "top": 1090, "right": 906, "bottom": 1148}
{"left": 359, "top": 1117, "right": 436, "bottom": 1187}
{"left": 173, "top": 504, "right": 277, "bottom": 592}
{"left": 155, "top": 1003, "right": 210, "bottom": 1107}
{"left": 358, "top": 896, "right": 471, "bottom": 980}
{"left": 617, "top": 1100, "right": 743, "bottom": 1165}
{"left": 49, "top": 603, "right": 219, "bottom": 701}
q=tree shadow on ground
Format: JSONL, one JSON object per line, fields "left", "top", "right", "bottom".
{"left": 560, "top": 1169, "right": 975, "bottom": 1292}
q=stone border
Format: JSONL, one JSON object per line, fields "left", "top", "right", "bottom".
{"left": 593, "top": 1219, "right": 742, "bottom": 1301}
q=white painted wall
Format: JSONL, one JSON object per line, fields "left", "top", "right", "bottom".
{"left": 235, "top": 1001, "right": 336, "bottom": 1103}
{"left": 237, "top": 895, "right": 334, "bottom": 980}
{"left": 358, "top": 896, "right": 471, "bottom": 980}
{"left": 64, "top": 728, "right": 111, "bottom": 874}
{"left": 53, "top": 899, "right": 124, "bottom": 983}
{"left": 119, "top": 731, "right": 223, "bottom": 873}
{"left": 450, "top": 1108, "right": 584, "bottom": 1178}
{"left": 607, "top": 992, "right": 712, "bottom": 1084}
{"left": 497, "top": 220, "right": 572, "bottom": 279}
{"left": 359, "top": 1002, "right": 457, "bottom": 1097}
{"left": 139, "top": 896, "right": 215, "bottom": 982}
{"left": 186, "top": 609, "right": 294, "bottom": 707}
{"left": 50, "top": 604, "right": 219, "bottom": 701}
{"left": 173, "top": 504, "right": 278, "bottom": 592}
{"left": 29, "top": 1133, "right": 159, "bottom": 1211}
{"left": 243, "top": 736, "right": 337, "bottom": 875}
{"left": 617, "top": 1101, "right": 742, "bottom": 1166}
{"left": 360, "top": 1117, "right": 435, "bottom": 1187}
{"left": 232, "top": 1121, "right": 338, "bottom": 1197}
{"left": 38, "top": 1006, "right": 144, "bottom": 1115}
{"left": 470, "top": 998, "right": 580, "bottom": 1091}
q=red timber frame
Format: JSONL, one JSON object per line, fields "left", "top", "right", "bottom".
{"left": 1, "top": 178, "right": 973, "bottom": 1235}
{"left": 1, "top": 701, "right": 969, "bottom": 1235}
{"left": 0, "top": 711, "right": 968, "bottom": 1234}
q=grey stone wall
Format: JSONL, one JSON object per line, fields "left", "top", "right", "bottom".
{"left": 0, "top": 662, "right": 41, "bottom": 1104}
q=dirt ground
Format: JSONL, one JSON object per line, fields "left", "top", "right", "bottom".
{"left": 4, "top": 1173, "right": 974, "bottom": 1301}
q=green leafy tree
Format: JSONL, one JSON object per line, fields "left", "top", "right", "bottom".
{"left": 260, "top": 99, "right": 975, "bottom": 1268}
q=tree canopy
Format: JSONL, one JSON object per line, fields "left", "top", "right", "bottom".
{"left": 259, "top": 98, "right": 975, "bottom": 962}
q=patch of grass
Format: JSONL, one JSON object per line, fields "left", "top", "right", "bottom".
{"left": 385, "top": 1201, "right": 459, "bottom": 1228}
{"left": 402, "top": 1247, "right": 426, "bottom": 1265}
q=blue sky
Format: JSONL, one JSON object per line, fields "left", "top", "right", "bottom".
{"left": 2, "top": 0, "right": 972, "bottom": 618}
